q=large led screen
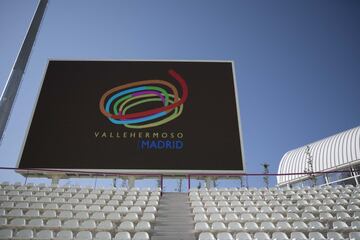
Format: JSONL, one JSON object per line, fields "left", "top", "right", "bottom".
{"left": 18, "top": 60, "right": 244, "bottom": 173}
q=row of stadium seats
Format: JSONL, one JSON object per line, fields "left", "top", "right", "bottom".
{"left": 1, "top": 210, "right": 156, "bottom": 221}
{"left": 0, "top": 218, "right": 152, "bottom": 231}
{"left": 189, "top": 193, "right": 360, "bottom": 201}
{"left": 0, "top": 228, "right": 150, "bottom": 240}
{"left": 0, "top": 190, "right": 160, "bottom": 197}
{"left": 189, "top": 184, "right": 357, "bottom": 192}
{"left": 0, "top": 196, "right": 160, "bottom": 205}
{"left": 191, "top": 206, "right": 360, "bottom": 215}
{"left": 190, "top": 188, "right": 359, "bottom": 195}
{"left": 189, "top": 188, "right": 360, "bottom": 195}
{"left": 1, "top": 199, "right": 159, "bottom": 207}
{"left": 194, "top": 220, "right": 360, "bottom": 232}
{"left": 193, "top": 212, "right": 360, "bottom": 223}
{"left": 190, "top": 200, "right": 360, "bottom": 208}
{"left": 197, "top": 231, "right": 360, "bottom": 240}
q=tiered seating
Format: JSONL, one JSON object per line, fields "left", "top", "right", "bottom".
{"left": 189, "top": 185, "right": 360, "bottom": 240}
{"left": 0, "top": 182, "right": 161, "bottom": 239}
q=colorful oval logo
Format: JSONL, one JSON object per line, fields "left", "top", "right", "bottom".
{"left": 99, "top": 69, "right": 188, "bottom": 129}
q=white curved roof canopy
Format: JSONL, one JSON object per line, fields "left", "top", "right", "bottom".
{"left": 277, "top": 126, "right": 360, "bottom": 185}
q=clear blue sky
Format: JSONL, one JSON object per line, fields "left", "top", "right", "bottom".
{"left": 0, "top": 0, "right": 360, "bottom": 189}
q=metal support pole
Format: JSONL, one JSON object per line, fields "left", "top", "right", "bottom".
{"left": 205, "top": 176, "right": 213, "bottom": 188}
{"left": 187, "top": 174, "right": 191, "bottom": 192}
{"left": 351, "top": 166, "right": 359, "bottom": 186}
{"left": 51, "top": 177, "right": 59, "bottom": 186}
{"left": 128, "top": 176, "right": 136, "bottom": 189}
{"left": 0, "top": 0, "right": 48, "bottom": 143}
{"left": 160, "top": 175, "right": 163, "bottom": 195}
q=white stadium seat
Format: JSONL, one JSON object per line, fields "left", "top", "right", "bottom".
{"left": 333, "top": 221, "right": 350, "bottom": 231}
{"left": 198, "top": 232, "right": 216, "bottom": 240}
{"left": 42, "top": 210, "right": 56, "bottom": 219}
{"left": 272, "top": 232, "right": 290, "bottom": 240}
{"left": 287, "top": 213, "right": 300, "bottom": 221}
{"left": 194, "top": 214, "right": 208, "bottom": 222}
{"left": 107, "top": 212, "right": 122, "bottom": 222}
{"left": 13, "top": 229, "right": 34, "bottom": 239}
{"left": 235, "top": 232, "right": 252, "bottom": 240}
{"left": 36, "top": 230, "right": 54, "bottom": 240}
{"left": 327, "top": 232, "right": 344, "bottom": 240}
{"left": 309, "top": 232, "right": 326, "bottom": 240}
{"left": 117, "top": 206, "right": 129, "bottom": 214}
{"left": 63, "top": 219, "right": 79, "bottom": 230}
{"left": 94, "top": 231, "right": 112, "bottom": 240}
{"left": 75, "top": 231, "right": 93, "bottom": 240}
{"left": 79, "top": 219, "right": 96, "bottom": 231}
{"left": 28, "top": 218, "right": 44, "bottom": 228}
{"left": 228, "top": 222, "right": 242, "bottom": 232}
{"left": 337, "top": 212, "right": 352, "bottom": 221}
{"left": 129, "top": 206, "right": 142, "bottom": 214}
{"left": 319, "top": 212, "right": 335, "bottom": 221}
{"left": 277, "top": 222, "right": 292, "bottom": 232}
{"left": 224, "top": 213, "right": 238, "bottom": 222}
{"left": 211, "top": 222, "right": 227, "bottom": 232}
{"left": 75, "top": 212, "right": 89, "bottom": 220}
{"left": 209, "top": 213, "right": 224, "bottom": 222}
{"left": 290, "top": 232, "right": 307, "bottom": 240}
{"left": 98, "top": 220, "right": 114, "bottom": 231}
{"left": 118, "top": 221, "right": 135, "bottom": 231}
{"left": 90, "top": 212, "right": 105, "bottom": 220}
{"left": 143, "top": 206, "right": 157, "bottom": 213}
{"left": 133, "top": 232, "right": 150, "bottom": 240}
{"left": 292, "top": 221, "right": 308, "bottom": 231}
{"left": 0, "top": 229, "right": 13, "bottom": 239}
{"left": 260, "top": 221, "right": 276, "bottom": 232}
{"left": 114, "top": 231, "right": 131, "bottom": 240}
{"left": 7, "top": 209, "right": 23, "bottom": 218}
{"left": 9, "top": 218, "right": 26, "bottom": 228}
{"left": 135, "top": 221, "right": 151, "bottom": 231}
{"left": 123, "top": 213, "right": 139, "bottom": 222}
{"left": 217, "top": 232, "right": 234, "bottom": 240}
{"left": 254, "top": 232, "right": 271, "bottom": 240}
{"left": 308, "top": 221, "right": 326, "bottom": 231}
{"left": 195, "top": 222, "right": 210, "bottom": 232}
{"left": 245, "top": 221, "right": 260, "bottom": 231}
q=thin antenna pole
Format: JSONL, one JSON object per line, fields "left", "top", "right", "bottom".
{"left": 0, "top": 0, "right": 48, "bottom": 143}
{"left": 304, "top": 145, "right": 316, "bottom": 186}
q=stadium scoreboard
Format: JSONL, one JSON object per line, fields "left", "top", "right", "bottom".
{"left": 17, "top": 60, "right": 245, "bottom": 174}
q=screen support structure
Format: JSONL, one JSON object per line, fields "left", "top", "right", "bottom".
{"left": 0, "top": 0, "right": 48, "bottom": 144}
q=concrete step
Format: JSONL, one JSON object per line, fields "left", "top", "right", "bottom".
{"left": 151, "top": 235, "right": 196, "bottom": 240}
{"left": 151, "top": 193, "right": 194, "bottom": 240}
{"left": 158, "top": 207, "right": 190, "bottom": 211}
{"left": 156, "top": 217, "right": 193, "bottom": 222}
{"left": 157, "top": 211, "right": 192, "bottom": 215}
{"left": 159, "top": 204, "right": 190, "bottom": 208}
{"left": 157, "top": 208, "right": 191, "bottom": 212}
{"left": 152, "top": 230, "right": 194, "bottom": 235}
{"left": 154, "top": 225, "right": 194, "bottom": 231}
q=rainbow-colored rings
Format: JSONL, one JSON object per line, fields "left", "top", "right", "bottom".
{"left": 99, "top": 70, "right": 188, "bottom": 129}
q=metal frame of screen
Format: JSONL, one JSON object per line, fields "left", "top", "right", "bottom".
{"left": 16, "top": 59, "right": 246, "bottom": 176}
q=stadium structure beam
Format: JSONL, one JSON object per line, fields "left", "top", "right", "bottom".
{"left": 0, "top": 0, "right": 48, "bottom": 143}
